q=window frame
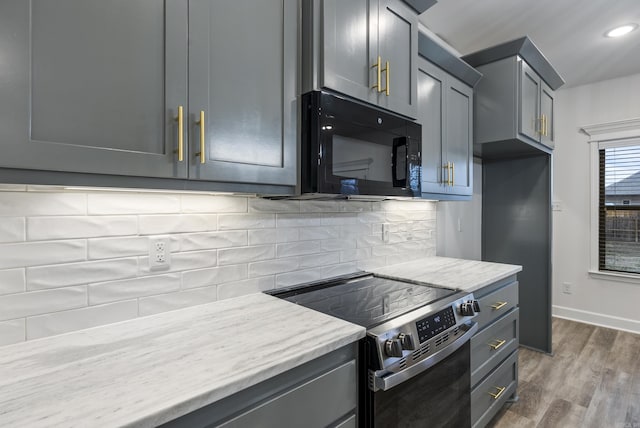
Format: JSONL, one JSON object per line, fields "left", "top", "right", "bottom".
{"left": 584, "top": 118, "right": 640, "bottom": 283}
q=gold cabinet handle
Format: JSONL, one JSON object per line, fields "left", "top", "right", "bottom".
{"left": 543, "top": 114, "right": 548, "bottom": 137}
{"left": 451, "top": 162, "right": 455, "bottom": 186}
{"left": 442, "top": 163, "right": 449, "bottom": 185}
{"left": 195, "top": 110, "right": 206, "bottom": 164}
{"left": 489, "top": 386, "right": 506, "bottom": 400}
{"left": 491, "top": 301, "right": 508, "bottom": 310}
{"left": 489, "top": 339, "right": 507, "bottom": 350}
{"left": 174, "top": 106, "right": 184, "bottom": 162}
{"left": 383, "top": 60, "right": 390, "bottom": 96}
{"left": 371, "top": 56, "right": 382, "bottom": 93}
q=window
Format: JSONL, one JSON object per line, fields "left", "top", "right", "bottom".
{"left": 599, "top": 144, "right": 640, "bottom": 274}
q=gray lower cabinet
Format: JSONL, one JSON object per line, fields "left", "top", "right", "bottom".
{"left": 417, "top": 57, "right": 473, "bottom": 199}
{"left": 472, "top": 56, "right": 555, "bottom": 155}
{"left": 162, "top": 345, "right": 358, "bottom": 428}
{"left": 470, "top": 276, "right": 519, "bottom": 428}
{"left": 304, "top": 0, "right": 418, "bottom": 119}
{"left": 0, "top": 0, "right": 296, "bottom": 189}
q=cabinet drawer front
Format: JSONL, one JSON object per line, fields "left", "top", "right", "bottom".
{"left": 219, "top": 360, "right": 356, "bottom": 428}
{"left": 471, "top": 308, "right": 519, "bottom": 387}
{"left": 471, "top": 351, "right": 518, "bottom": 428}
{"left": 475, "top": 281, "right": 518, "bottom": 331}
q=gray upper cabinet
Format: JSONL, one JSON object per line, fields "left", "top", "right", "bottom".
{"left": 462, "top": 37, "right": 563, "bottom": 159}
{"left": 188, "top": 0, "right": 297, "bottom": 186}
{"left": 0, "top": 0, "right": 188, "bottom": 179}
{"left": 418, "top": 57, "right": 473, "bottom": 199}
{"left": 307, "top": 0, "right": 418, "bottom": 119}
{"left": 0, "top": 0, "right": 297, "bottom": 190}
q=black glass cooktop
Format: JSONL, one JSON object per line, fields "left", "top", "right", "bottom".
{"left": 270, "top": 274, "right": 457, "bottom": 329}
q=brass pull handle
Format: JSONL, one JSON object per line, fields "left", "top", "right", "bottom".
{"left": 451, "top": 162, "right": 455, "bottom": 186}
{"left": 489, "top": 386, "right": 506, "bottom": 400}
{"left": 442, "top": 163, "right": 449, "bottom": 185}
{"left": 371, "top": 56, "right": 382, "bottom": 93}
{"left": 491, "top": 301, "right": 508, "bottom": 310}
{"left": 489, "top": 339, "right": 507, "bottom": 350}
{"left": 536, "top": 117, "right": 543, "bottom": 135}
{"left": 543, "top": 114, "right": 548, "bottom": 137}
{"left": 174, "top": 106, "right": 184, "bottom": 162}
{"left": 383, "top": 60, "right": 390, "bottom": 96}
{"left": 196, "top": 110, "right": 206, "bottom": 164}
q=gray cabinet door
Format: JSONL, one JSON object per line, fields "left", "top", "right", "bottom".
{"left": 540, "top": 82, "right": 555, "bottom": 149}
{"left": 376, "top": 0, "right": 418, "bottom": 119}
{"left": 417, "top": 59, "right": 445, "bottom": 194}
{"left": 0, "top": 0, "right": 188, "bottom": 178}
{"left": 518, "top": 60, "right": 541, "bottom": 143}
{"left": 322, "top": 0, "right": 376, "bottom": 105}
{"left": 188, "top": 0, "right": 297, "bottom": 186}
{"left": 445, "top": 77, "right": 473, "bottom": 196}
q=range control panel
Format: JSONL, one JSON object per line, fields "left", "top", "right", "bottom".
{"left": 415, "top": 306, "right": 457, "bottom": 343}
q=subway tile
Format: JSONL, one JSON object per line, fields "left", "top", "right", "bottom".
{"left": 380, "top": 200, "right": 436, "bottom": 211}
{"left": 88, "top": 193, "right": 181, "bottom": 215}
{"left": 358, "top": 211, "right": 387, "bottom": 223}
{"left": 217, "top": 276, "right": 275, "bottom": 299}
{"left": 276, "top": 241, "right": 323, "bottom": 258}
{"left": 248, "top": 199, "right": 300, "bottom": 213}
{"left": 0, "top": 286, "right": 87, "bottom": 321}
{"left": 340, "top": 247, "right": 373, "bottom": 263}
{"left": 340, "top": 223, "right": 372, "bottom": 237}
{"left": 27, "top": 259, "right": 138, "bottom": 290}
{"left": 357, "top": 257, "right": 388, "bottom": 271}
{"left": 248, "top": 228, "right": 299, "bottom": 245}
{"left": 320, "top": 239, "right": 357, "bottom": 252}
{"left": 182, "top": 264, "right": 248, "bottom": 289}
{"left": 89, "top": 236, "right": 180, "bottom": 260}
{"left": 275, "top": 268, "right": 323, "bottom": 288}
{"left": 356, "top": 235, "right": 385, "bottom": 248}
{"left": 180, "top": 231, "right": 247, "bottom": 252}
{"left": 338, "top": 201, "right": 372, "bottom": 212}
{"left": 372, "top": 244, "right": 399, "bottom": 257}
{"left": 218, "top": 214, "right": 275, "bottom": 230}
{"left": 321, "top": 262, "right": 358, "bottom": 279}
{"left": 276, "top": 213, "right": 322, "bottom": 228}
{"left": 139, "top": 214, "right": 217, "bottom": 235}
{"left": 0, "top": 269, "right": 25, "bottom": 296}
{"left": 26, "top": 300, "right": 138, "bottom": 340}
{"left": 300, "top": 200, "right": 341, "bottom": 213}
{"left": 298, "top": 226, "right": 340, "bottom": 241}
{"left": 248, "top": 258, "right": 299, "bottom": 277}
{"left": 27, "top": 216, "right": 137, "bottom": 241}
{"left": 88, "top": 274, "right": 181, "bottom": 305}
{"left": 0, "top": 217, "right": 25, "bottom": 243}
{"left": 0, "top": 192, "right": 86, "bottom": 216}
{"left": 297, "top": 252, "right": 341, "bottom": 269}
{"left": 0, "top": 319, "right": 25, "bottom": 345}
{"left": 139, "top": 286, "right": 217, "bottom": 316}
{"left": 321, "top": 213, "right": 357, "bottom": 226}
{"left": 180, "top": 195, "right": 247, "bottom": 213}
{"left": 0, "top": 240, "right": 86, "bottom": 269}
{"left": 218, "top": 245, "right": 274, "bottom": 266}
{"left": 386, "top": 211, "right": 434, "bottom": 222}
{"left": 138, "top": 250, "right": 217, "bottom": 275}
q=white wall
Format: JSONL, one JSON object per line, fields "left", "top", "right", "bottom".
{"left": 436, "top": 157, "right": 482, "bottom": 260}
{"left": 0, "top": 186, "right": 436, "bottom": 346}
{"left": 553, "top": 72, "right": 640, "bottom": 333}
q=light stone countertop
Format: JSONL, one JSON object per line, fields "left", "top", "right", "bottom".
{"left": 0, "top": 293, "right": 365, "bottom": 428}
{"left": 368, "top": 256, "right": 522, "bottom": 293}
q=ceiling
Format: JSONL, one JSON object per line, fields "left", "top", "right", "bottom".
{"left": 419, "top": 0, "right": 640, "bottom": 88}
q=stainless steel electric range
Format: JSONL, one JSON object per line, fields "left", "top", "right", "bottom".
{"left": 268, "top": 272, "right": 480, "bottom": 428}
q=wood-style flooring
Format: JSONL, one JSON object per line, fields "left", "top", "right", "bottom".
{"left": 488, "top": 317, "right": 640, "bottom": 428}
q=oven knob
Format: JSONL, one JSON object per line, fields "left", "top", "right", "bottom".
{"left": 384, "top": 339, "right": 403, "bottom": 358}
{"left": 459, "top": 302, "right": 473, "bottom": 316}
{"left": 472, "top": 300, "right": 481, "bottom": 312}
{"left": 398, "top": 333, "right": 415, "bottom": 350}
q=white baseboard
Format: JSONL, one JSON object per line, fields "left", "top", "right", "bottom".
{"left": 552, "top": 305, "right": 640, "bottom": 335}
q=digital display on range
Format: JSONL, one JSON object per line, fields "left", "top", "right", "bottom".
{"left": 415, "top": 306, "right": 456, "bottom": 343}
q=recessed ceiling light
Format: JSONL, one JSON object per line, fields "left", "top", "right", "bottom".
{"left": 605, "top": 23, "right": 638, "bottom": 38}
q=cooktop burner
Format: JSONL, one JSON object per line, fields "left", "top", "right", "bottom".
{"left": 271, "top": 273, "right": 457, "bottom": 329}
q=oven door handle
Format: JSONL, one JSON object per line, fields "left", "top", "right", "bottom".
{"left": 371, "top": 321, "right": 478, "bottom": 392}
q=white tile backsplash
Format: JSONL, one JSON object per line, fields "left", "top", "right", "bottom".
{"left": 0, "top": 188, "right": 436, "bottom": 345}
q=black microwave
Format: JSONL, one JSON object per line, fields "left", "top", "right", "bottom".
{"left": 301, "top": 91, "right": 421, "bottom": 198}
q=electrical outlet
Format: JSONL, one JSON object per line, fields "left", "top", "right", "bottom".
{"left": 149, "top": 237, "right": 171, "bottom": 270}
{"left": 562, "top": 282, "right": 572, "bottom": 294}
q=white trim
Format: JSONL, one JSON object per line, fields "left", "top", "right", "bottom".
{"left": 585, "top": 118, "right": 640, "bottom": 276}
{"left": 553, "top": 305, "right": 640, "bottom": 334}
{"left": 588, "top": 270, "right": 640, "bottom": 284}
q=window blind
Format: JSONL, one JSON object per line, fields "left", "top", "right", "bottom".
{"left": 599, "top": 144, "right": 640, "bottom": 274}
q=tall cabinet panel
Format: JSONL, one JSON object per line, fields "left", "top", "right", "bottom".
{"left": 540, "top": 82, "right": 555, "bottom": 149}
{"left": 188, "top": 0, "right": 297, "bottom": 186}
{"left": 0, "top": 0, "right": 188, "bottom": 178}
{"left": 518, "top": 61, "right": 541, "bottom": 143}
{"left": 417, "top": 61, "right": 444, "bottom": 195}
{"left": 446, "top": 79, "right": 472, "bottom": 195}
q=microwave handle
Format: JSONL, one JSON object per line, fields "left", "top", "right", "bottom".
{"left": 392, "top": 137, "right": 408, "bottom": 188}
